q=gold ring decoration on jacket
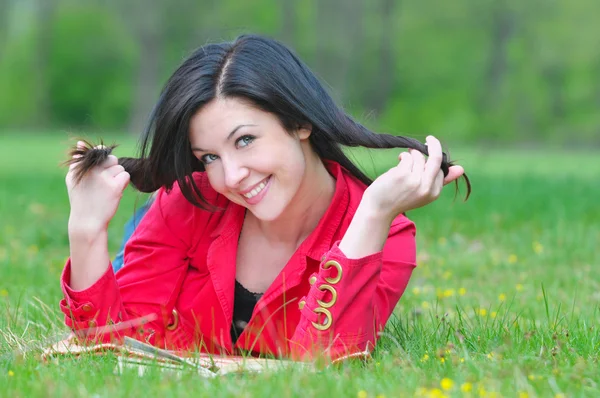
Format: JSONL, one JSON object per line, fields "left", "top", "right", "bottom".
{"left": 312, "top": 307, "right": 333, "bottom": 331}
{"left": 316, "top": 284, "right": 338, "bottom": 308}
{"left": 166, "top": 309, "right": 179, "bottom": 331}
{"left": 323, "top": 260, "right": 342, "bottom": 284}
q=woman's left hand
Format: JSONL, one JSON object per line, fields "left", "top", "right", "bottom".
{"left": 361, "top": 136, "right": 465, "bottom": 223}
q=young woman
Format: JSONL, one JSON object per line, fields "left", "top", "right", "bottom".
{"left": 62, "top": 35, "right": 469, "bottom": 361}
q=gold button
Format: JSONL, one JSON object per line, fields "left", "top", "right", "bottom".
{"left": 309, "top": 275, "right": 317, "bottom": 285}
{"left": 166, "top": 309, "right": 179, "bottom": 331}
{"left": 82, "top": 304, "right": 93, "bottom": 312}
{"left": 316, "top": 284, "right": 338, "bottom": 308}
{"left": 311, "top": 307, "right": 332, "bottom": 331}
{"left": 298, "top": 300, "right": 306, "bottom": 310}
{"left": 323, "top": 260, "right": 343, "bottom": 284}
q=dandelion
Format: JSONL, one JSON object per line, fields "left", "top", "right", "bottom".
{"left": 421, "top": 354, "right": 430, "bottom": 362}
{"left": 443, "top": 289, "right": 455, "bottom": 298}
{"left": 554, "top": 394, "right": 565, "bottom": 398}
{"left": 519, "top": 392, "right": 529, "bottom": 398}
{"left": 460, "top": 383, "right": 472, "bottom": 392}
{"left": 498, "top": 293, "right": 506, "bottom": 302}
{"left": 422, "top": 301, "right": 431, "bottom": 309}
{"left": 440, "top": 378, "right": 454, "bottom": 391}
{"left": 8, "top": 370, "right": 14, "bottom": 376}
{"left": 533, "top": 241, "right": 543, "bottom": 254}
{"left": 477, "top": 385, "right": 487, "bottom": 397}
{"left": 527, "top": 375, "right": 535, "bottom": 381}
{"left": 0, "top": 289, "right": 8, "bottom": 297}
{"left": 490, "top": 311, "right": 497, "bottom": 319}
{"left": 478, "top": 308, "right": 488, "bottom": 317}
{"left": 439, "top": 357, "right": 446, "bottom": 364}
{"left": 458, "top": 287, "right": 467, "bottom": 296}
{"left": 516, "top": 284, "right": 524, "bottom": 291}
{"left": 460, "top": 357, "right": 465, "bottom": 363}
{"left": 412, "top": 287, "right": 421, "bottom": 295}
{"left": 486, "top": 352, "right": 495, "bottom": 359}
{"left": 357, "top": 390, "right": 368, "bottom": 398}
{"left": 429, "top": 388, "right": 444, "bottom": 397}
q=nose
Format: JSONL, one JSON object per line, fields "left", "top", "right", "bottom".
{"left": 222, "top": 157, "right": 249, "bottom": 190}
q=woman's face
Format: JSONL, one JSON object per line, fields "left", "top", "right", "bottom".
{"left": 189, "top": 98, "right": 312, "bottom": 221}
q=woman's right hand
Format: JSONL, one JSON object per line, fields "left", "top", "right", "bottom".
{"left": 66, "top": 141, "right": 131, "bottom": 236}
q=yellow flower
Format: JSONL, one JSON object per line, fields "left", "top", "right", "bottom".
{"left": 0, "top": 289, "right": 8, "bottom": 297}
{"left": 527, "top": 374, "right": 535, "bottom": 381}
{"left": 458, "top": 287, "right": 467, "bottom": 296}
{"left": 429, "top": 388, "right": 444, "bottom": 397}
{"left": 440, "top": 378, "right": 454, "bottom": 391}
{"left": 376, "top": 395, "right": 386, "bottom": 398}
{"left": 478, "top": 308, "right": 488, "bottom": 317}
{"left": 460, "top": 382, "right": 472, "bottom": 392}
{"left": 554, "top": 394, "right": 565, "bottom": 398}
{"left": 490, "top": 311, "right": 497, "bottom": 319}
{"left": 477, "top": 385, "right": 487, "bottom": 397}
{"left": 422, "top": 301, "right": 431, "bottom": 309}
{"left": 533, "top": 241, "right": 543, "bottom": 254}
{"left": 421, "top": 354, "right": 430, "bottom": 362}
{"left": 486, "top": 352, "right": 495, "bottom": 359}
{"left": 8, "top": 370, "right": 14, "bottom": 377}
{"left": 516, "top": 284, "right": 524, "bottom": 291}
{"left": 508, "top": 254, "right": 518, "bottom": 264}
{"left": 460, "top": 357, "right": 465, "bottom": 363}
{"left": 519, "top": 393, "right": 529, "bottom": 398}
{"left": 439, "top": 357, "right": 446, "bottom": 364}
{"left": 498, "top": 293, "right": 506, "bottom": 302}
{"left": 357, "top": 390, "right": 368, "bottom": 398}
{"left": 412, "top": 287, "right": 421, "bottom": 295}
{"left": 443, "top": 289, "right": 455, "bottom": 298}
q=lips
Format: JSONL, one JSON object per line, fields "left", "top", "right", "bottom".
{"left": 241, "top": 175, "right": 272, "bottom": 205}
{"left": 241, "top": 176, "right": 271, "bottom": 198}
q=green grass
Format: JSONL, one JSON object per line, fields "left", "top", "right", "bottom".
{"left": 1, "top": 132, "right": 599, "bottom": 397}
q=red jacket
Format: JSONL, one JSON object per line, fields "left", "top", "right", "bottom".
{"left": 60, "top": 161, "right": 416, "bottom": 361}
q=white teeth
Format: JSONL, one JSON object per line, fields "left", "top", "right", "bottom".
{"left": 243, "top": 177, "right": 269, "bottom": 199}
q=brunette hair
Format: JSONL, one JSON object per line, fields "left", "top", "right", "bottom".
{"left": 67, "top": 34, "right": 471, "bottom": 209}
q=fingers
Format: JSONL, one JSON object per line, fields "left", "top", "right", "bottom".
{"left": 443, "top": 165, "right": 465, "bottom": 186}
{"left": 396, "top": 151, "right": 414, "bottom": 174}
{"left": 423, "top": 136, "right": 443, "bottom": 183}
{"left": 113, "top": 170, "right": 131, "bottom": 191}
{"left": 104, "top": 163, "right": 125, "bottom": 177}
{"left": 410, "top": 148, "right": 426, "bottom": 172}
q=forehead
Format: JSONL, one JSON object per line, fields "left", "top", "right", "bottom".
{"left": 190, "top": 98, "right": 264, "bottom": 139}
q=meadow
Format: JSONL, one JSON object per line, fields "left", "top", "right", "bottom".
{"left": 0, "top": 133, "right": 599, "bottom": 397}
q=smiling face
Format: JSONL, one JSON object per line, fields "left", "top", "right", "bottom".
{"left": 189, "top": 98, "right": 313, "bottom": 221}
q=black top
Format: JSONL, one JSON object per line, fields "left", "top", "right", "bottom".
{"left": 231, "top": 280, "right": 263, "bottom": 345}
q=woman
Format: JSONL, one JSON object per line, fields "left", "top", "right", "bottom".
{"left": 62, "top": 35, "right": 468, "bottom": 361}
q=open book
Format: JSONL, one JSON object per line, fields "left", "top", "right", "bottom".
{"left": 42, "top": 335, "right": 370, "bottom": 377}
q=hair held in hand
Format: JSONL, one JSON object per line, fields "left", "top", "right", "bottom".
{"left": 65, "top": 140, "right": 156, "bottom": 193}
{"left": 64, "top": 35, "right": 471, "bottom": 210}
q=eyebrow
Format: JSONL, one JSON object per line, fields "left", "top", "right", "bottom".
{"left": 191, "top": 124, "right": 257, "bottom": 152}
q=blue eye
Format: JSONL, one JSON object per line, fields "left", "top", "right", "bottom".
{"left": 237, "top": 135, "right": 255, "bottom": 148}
{"left": 201, "top": 154, "right": 219, "bottom": 165}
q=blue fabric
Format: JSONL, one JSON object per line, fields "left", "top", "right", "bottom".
{"left": 112, "top": 200, "right": 153, "bottom": 273}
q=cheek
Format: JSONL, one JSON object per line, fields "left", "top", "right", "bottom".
{"left": 206, "top": 168, "right": 227, "bottom": 194}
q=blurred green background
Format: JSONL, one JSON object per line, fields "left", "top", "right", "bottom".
{"left": 1, "top": 0, "right": 598, "bottom": 145}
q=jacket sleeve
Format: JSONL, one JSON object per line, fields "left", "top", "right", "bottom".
{"left": 289, "top": 216, "right": 416, "bottom": 361}
{"left": 59, "top": 183, "right": 204, "bottom": 348}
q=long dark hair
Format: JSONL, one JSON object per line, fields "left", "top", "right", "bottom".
{"left": 68, "top": 34, "right": 471, "bottom": 209}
